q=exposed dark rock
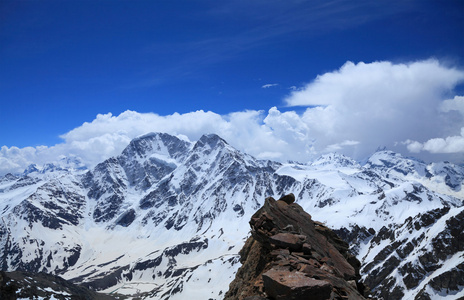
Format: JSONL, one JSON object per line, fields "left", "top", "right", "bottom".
{"left": 429, "top": 262, "right": 464, "bottom": 292}
{"left": 262, "top": 269, "right": 333, "bottom": 300}
{"left": 359, "top": 206, "right": 464, "bottom": 299}
{"left": 269, "top": 233, "right": 306, "bottom": 251}
{"left": 399, "top": 262, "right": 426, "bottom": 289}
{"left": 0, "top": 270, "right": 116, "bottom": 299}
{"left": 376, "top": 276, "right": 404, "bottom": 300}
{"left": 224, "top": 195, "right": 367, "bottom": 300}
{"left": 334, "top": 225, "right": 376, "bottom": 256}
{"left": 278, "top": 193, "right": 295, "bottom": 204}
{"left": 115, "top": 208, "right": 136, "bottom": 227}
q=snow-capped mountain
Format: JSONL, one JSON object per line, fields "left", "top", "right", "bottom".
{"left": 0, "top": 133, "right": 463, "bottom": 299}
{"left": 365, "top": 150, "right": 464, "bottom": 198}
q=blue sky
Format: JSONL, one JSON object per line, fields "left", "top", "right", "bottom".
{"left": 1, "top": 0, "right": 464, "bottom": 173}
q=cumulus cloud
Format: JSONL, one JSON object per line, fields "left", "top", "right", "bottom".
{"left": 405, "top": 128, "right": 464, "bottom": 154}
{"left": 1, "top": 59, "right": 464, "bottom": 175}
{"left": 283, "top": 59, "right": 464, "bottom": 159}
{"left": 285, "top": 60, "right": 464, "bottom": 107}
{"left": 441, "top": 95, "right": 464, "bottom": 115}
{"left": 404, "top": 95, "right": 464, "bottom": 154}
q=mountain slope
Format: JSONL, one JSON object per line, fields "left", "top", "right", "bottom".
{"left": 359, "top": 205, "right": 464, "bottom": 300}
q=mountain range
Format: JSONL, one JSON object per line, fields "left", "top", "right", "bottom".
{"left": 0, "top": 132, "right": 463, "bottom": 299}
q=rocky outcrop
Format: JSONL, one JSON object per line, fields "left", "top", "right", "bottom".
{"left": 0, "top": 270, "right": 116, "bottom": 299}
{"left": 224, "top": 195, "right": 368, "bottom": 300}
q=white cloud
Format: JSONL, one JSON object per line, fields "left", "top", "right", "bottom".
{"left": 404, "top": 96, "right": 464, "bottom": 154}
{"left": 285, "top": 60, "right": 464, "bottom": 107}
{"left": 261, "top": 83, "right": 278, "bottom": 88}
{"left": 404, "top": 140, "right": 424, "bottom": 153}
{"left": 283, "top": 59, "right": 464, "bottom": 159}
{"left": 1, "top": 59, "right": 464, "bottom": 176}
{"left": 441, "top": 95, "right": 464, "bottom": 115}
{"left": 405, "top": 128, "right": 464, "bottom": 154}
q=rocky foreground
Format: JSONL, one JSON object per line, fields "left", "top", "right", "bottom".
{"left": 224, "top": 194, "right": 369, "bottom": 300}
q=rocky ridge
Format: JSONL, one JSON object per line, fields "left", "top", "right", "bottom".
{"left": 224, "top": 194, "right": 368, "bottom": 300}
{"left": 0, "top": 270, "right": 116, "bottom": 300}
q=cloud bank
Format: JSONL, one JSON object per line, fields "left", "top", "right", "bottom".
{"left": 1, "top": 59, "right": 463, "bottom": 175}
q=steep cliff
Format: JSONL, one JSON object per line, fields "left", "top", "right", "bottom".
{"left": 224, "top": 194, "right": 368, "bottom": 300}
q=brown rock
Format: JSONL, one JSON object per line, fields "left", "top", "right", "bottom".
{"left": 225, "top": 195, "right": 367, "bottom": 300}
{"left": 302, "top": 242, "right": 312, "bottom": 254}
{"left": 224, "top": 237, "right": 270, "bottom": 299}
{"left": 262, "top": 269, "right": 333, "bottom": 300}
{"left": 269, "top": 233, "right": 306, "bottom": 251}
{"left": 278, "top": 193, "right": 296, "bottom": 204}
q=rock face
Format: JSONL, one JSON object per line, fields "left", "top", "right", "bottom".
{"left": 357, "top": 205, "right": 464, "bottom": 300}
{"left": 224, "top": 195, "right": 368, "bottom": 300}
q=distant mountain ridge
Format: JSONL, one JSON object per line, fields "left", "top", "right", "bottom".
{"left": 0, "top": 132, "right": 463, "bottom": 299}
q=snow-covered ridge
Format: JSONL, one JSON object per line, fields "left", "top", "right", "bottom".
{"left": 365, "top": 150, "right": 464, "bottom": 197}
{"left": 0, "top": 132, "right": 463, "bottom": 299}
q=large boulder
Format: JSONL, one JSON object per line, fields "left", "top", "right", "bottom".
{"left": 262, "top": 269, "right": 333, "bottom": 300}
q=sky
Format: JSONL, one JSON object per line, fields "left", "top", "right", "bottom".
{"left": 1, "top": 0, "right": 464, "bottom": 174}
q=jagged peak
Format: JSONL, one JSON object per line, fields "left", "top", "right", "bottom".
{"left": 311, "top": 152, "right": 360, "bottom": 168}
{"left": 193, "top": 133, "right": 228, "bottom": 151}
{"left": 131, "top": 132, "right": 181, "bottom": 143}
{"left": 22, "top": 156, "right": 87, "bottom": 176}
{"left": 430, "top": 160, "right": 464, "bottom": 172}
{"left": 367, "top": 149, "right": 401, "bottom": 164}
{"left": 23, "top": 164, "right": 40, "bottom": 175}
{"left": 122, "top": 132, "right": 191, "bottom": 160}
{"left": 365, "top": 150, "right": 426, "bottom": 168}
{"left": 0, "top": 173, "right": 18, "bottom": 182}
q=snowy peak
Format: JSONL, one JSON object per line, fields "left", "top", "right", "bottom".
{"left": 117, "top": 132, "right": 191, "bottom": 190}
{"left": 191, "top": 133, "right": 228, "bottom": 153}
{"left": 121, "top": 132, "right": 191, "bottom": 162}
{"left": 366, "top": 150, "right": 464, "bottom": 195}
{"left": 0, "top": 173, "right": 18, "bottom": 183}
{"left": 186, "top": 133, "right": 257, "bottom": 172}
{"left": 311, "top": 153, "right": 361, "bottom": 169}
{"left": 23, "top": 164, "right": 40, "bottom": 175}
{"left": 429, "top": 161, "right": 464, "bottom": 191}
{"left": 365, "top": 150, "right": 427, "bottom": 176}
{"left": 57, "top": 155, "right": 87, "bottom": 171}
{"left": 22, "top": 156, "right": 87, "bottom": 176}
